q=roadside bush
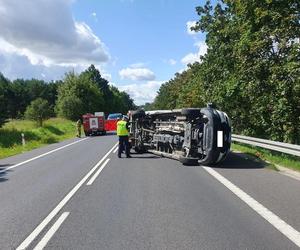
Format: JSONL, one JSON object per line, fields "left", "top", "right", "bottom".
{"left": 25, "top": 98, "right": 52, "bottom": 127}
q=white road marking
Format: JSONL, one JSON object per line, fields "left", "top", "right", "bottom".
{"left": 16, "top": 142, "right": 118, "bottom": 250}
{"left": 270, "top": 163, "right": 300, "bottom": 182}
{"left": 203, "top": 166, "right": 300, "bottom": 248}
{"left": 0, "top": 138, "right": 89, "bottom": 174}
{"left": 33, "top": 212, "right": 70, "bottom": 250}
{"left": 113, "top": 147, "right": 118, "bottom": 153}
{"left": 280, "top": 171, "right": 300, "bottom": 182}
{"left": 86, "top": 158, "right": 110, "bottom": 185}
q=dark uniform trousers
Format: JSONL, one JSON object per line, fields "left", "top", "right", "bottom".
{"left": 118, "top": 136, "right": 130, "bottom": 157}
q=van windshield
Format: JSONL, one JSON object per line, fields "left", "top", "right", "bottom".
{"left": 107, "top": 113, "right": 122, "bottom": 120}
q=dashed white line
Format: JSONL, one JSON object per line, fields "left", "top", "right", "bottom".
{"left": 113, "top": 147, "right": 118, "bottom": 154}
{"left": 33, "top": 212, "right": 70, "bottom": 250}
{"left": 203, "top": 166, "right": 300, "bottom": 248}
{"left": 86, "top": 158, "right": 110, "bottom": 185}
{"left": 16, "top": 142, "right": 118, "bottom": 250}
{"left": 0, "top": 138, "right": 89, "bottom": 174}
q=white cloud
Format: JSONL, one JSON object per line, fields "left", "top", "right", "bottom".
{"left": 181, "top": 41, "right": 207, "bottom": 65}
{"left": 168, "top": 59, "right": 177, "bottom": 65}
{"left": 181, "top": 53, "right": 198, "bottom": 65}
{"left": 119, "top": 67, "right": 155, "bottom": 81}
{"left": 118, "top": 80, "right": 165, "bottom": 105}
{"left": 178, "top": 68, "right": 186, "bottom": 74}
{"left": 0, "top": 0, "right": 109, "bottom": 69}
{"left": 0, "top": 48, "right": 87, "bottom": 81}
{"left": 162, "top": 58, "right": 177, "bottom": 65}
{"left": 186, "top": 20, "right": 197, "bottom": 35}
{"left": 91, "top": 12, "right": 98, "bottom": 22}
{"left": 102, "top": 73, "right": 112, "bottom": 82}
{"left": 0, "top": 42, "right": 110, "bottom": 82}
{"left": 129, "top": 62, "right": 146, "bottom": 68}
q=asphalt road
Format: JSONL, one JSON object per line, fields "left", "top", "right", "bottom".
{"left": 0, "top": 134, "right": 299, "bottom": 249}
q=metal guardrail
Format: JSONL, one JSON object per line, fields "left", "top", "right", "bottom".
{"left": 232, "top": 134, "right": 300, "bottom": 157}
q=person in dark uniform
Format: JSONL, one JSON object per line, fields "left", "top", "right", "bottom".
{"left": 117, "top": 116, "right": 131, "bottom": 158}
{"left": 76, "top": 119, "right": 82, "bottom": 138}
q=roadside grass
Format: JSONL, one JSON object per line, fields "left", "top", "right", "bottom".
{"left": 231, "top": 142, "right": 300, "bottom": 172}
{"left": 0, "top": 118, "right": 77, "bottom": 159}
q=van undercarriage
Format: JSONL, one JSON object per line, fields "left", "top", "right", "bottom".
{"left": 129, "top": 105, "right": 231, "bottom": 165}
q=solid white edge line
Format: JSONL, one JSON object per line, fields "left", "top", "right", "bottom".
{"left": 113, "top": 147, "right": 118, "bottom": 154}
{"left": 33, "top": 212, "right": 70, "bottom": 250}
{"left": 86, "top": 158, "right": 110, "bottom": 186}
{"left": 0, "top": 138, "right": 89, "bottom": 174}
{"left": 16, "top": 142, "right": 118, "bottom": 250}
{"left": 280, "top": 172, "right": 300, "bottom": 182}
{"left": 202, "top": 166, "right": 300, "bottom": 248}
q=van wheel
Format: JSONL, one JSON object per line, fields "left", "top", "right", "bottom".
{"left": 179, "top": 156, "right": 199, "bottom": 166}
{"left": 134, "top": 146, "right": 145, "bottom": 154}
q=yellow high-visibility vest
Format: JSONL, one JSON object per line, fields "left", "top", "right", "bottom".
{"left": 117, "top": 120, "right": 128, "bottom": 136}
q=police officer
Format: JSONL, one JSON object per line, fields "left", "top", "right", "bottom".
{"left": 76, "top": 118, "right": 82, "bottom": 138}
{"left": 117, "top": 116, "right": 131, "bottom": 158}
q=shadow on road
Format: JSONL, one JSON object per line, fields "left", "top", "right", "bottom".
{"left": 105, "top": 131, "right": 117, "bottom": 135}
{"left": 128, "top": 153, "right": 161, "bottom": 159}
{"left": 116, "top": 152, "right": 160, "bottom": 159}
{"left": 0, "top": 164, "right": 12, "bottom": 183}
{"left": 0, "top": 164, "right": 12, "bottom": 168}
{"left": 85, "top": 131, "right": 116, "bottom": 137}
{"left": 0, "top": 170, "right": 9, "bottom": 183}
{"left": 0, "top": 176, "right": 8, "bottom": 182}
{"left": 213, "top": 152, "right": 265, "bottom": 169}
{"left": 118, "top": 151, "right": 266, "bottom": 169}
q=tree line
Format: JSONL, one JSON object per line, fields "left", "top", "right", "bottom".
{"left": 151, "top": 0, "right": 300, "bottom": 144}
{"left": 0, "top": 65, "right": 136, "bottom": 127}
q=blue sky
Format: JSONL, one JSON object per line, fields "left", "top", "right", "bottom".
{"left": 0, "top": 0, "right": 208, "bottom": 104}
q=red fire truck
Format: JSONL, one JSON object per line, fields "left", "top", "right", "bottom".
{"left": 82, "top": 112, "right": 106, "bottom": 136}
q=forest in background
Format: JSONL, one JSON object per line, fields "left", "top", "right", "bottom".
{"left": 149, "top": 0, "right": 299, "bottom": 144}
{"left": 0, "top": 64, "right": 136, "bottom": 126}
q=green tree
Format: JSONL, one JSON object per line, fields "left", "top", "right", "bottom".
{"left": 7, "top": 79, "right": 29, "bottom": 118}
{"left": 109, "top": 86, "right": 136, "bottom": 114}
{"left": 25, "top": 98, "right": 51, "bottom": 127}
{"left": 192, "top": 0, "right": 300, "bottom": 143}
{"left": 6, "top": 78, "right": 59, "bottom": 118}
{"left": 140, "top": 102, "right": 155, "bottom": 111}
{"left": 55, "top": 94, "right": 84, "bottom": 121}
{"left": 154, "top": 0, "right": 300, "bottom": 143}
{"left": 0, "top": 73, "right": 10, "bottom": 127}
{"left": 153, "top": 79, "right": 177, "bottom": 109}
{"left": 56, "top": 72, "right": 104, "bottom": 120}
{"left": 118, "top": 91, "right": 136, "bottom": 114}
{"left": 80, "top": 64, "right": 113, "bottom": 113}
